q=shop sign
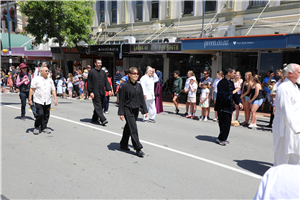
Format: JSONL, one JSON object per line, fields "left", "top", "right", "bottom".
{"left": 90, "top": 45, "right": 120, "bottom": 53}
{"left": 130, "top": 43, "right": 181, "bottom": 53}
{"left": 182, "top": 35, "right": 288, "bottom": 50}
{"left": 62, "top": 47, "right": 79, "bottom": 53}
{"left": 80, "top": 54, "right": 100, "bottom": 59}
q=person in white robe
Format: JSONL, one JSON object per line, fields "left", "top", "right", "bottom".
{"left": 253, "top": 164, "right": 300, "bottom": 200}
{"left": 272, "top": 63, "right": 300, "bottom": 166}
{"left": 140, "top": 66, "right": 158, "bottom": 122}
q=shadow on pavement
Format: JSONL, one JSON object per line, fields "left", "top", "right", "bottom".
{"left": 1, "top": 102, "right": 21, "bottom": 105}
{"left": 163, "top": 110, "right": 187, "bottom": 117}
{"left": 1, "top": 194, "right": 10, "bottom": 200}
{"left": 195, "top": 135, "right": 217, "bottom": 143}
{"left": 107, "top": 142, "right": 136, "bottom": 156}
{"left": 233, "top": 159, "right": 273, "bottom": 176}
{"left": 257, "top": 119, "right": 270, "bottom": 123}
{"left": 14, "top": 116, "right": 35, "bottom": 121}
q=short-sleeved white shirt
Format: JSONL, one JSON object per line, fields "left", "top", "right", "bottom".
{"left": 31, "top": 76, "right": 55, "bottom": 105}
{"left": 200, "top": 88, "right": 210, "bottom": 100}
{"left": 188, "top": 82, "right": 198, "bottom": 97}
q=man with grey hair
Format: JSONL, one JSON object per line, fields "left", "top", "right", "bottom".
{"left": 272, "top": 63, "right": 300, "bottom": 166}
{"left": 140, "top": 66, "right": 158, "bottom": 122}
{"left": 29, "top": 66, "right": 58, "bottom": 135}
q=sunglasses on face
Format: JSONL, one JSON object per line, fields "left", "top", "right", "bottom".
{"left": 203, "top": 73, "right": 208, "bottom": 75}
{"left": 131, "top": 72, "right": 139, "bottom": 75}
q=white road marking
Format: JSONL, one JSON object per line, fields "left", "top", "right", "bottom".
{"left": 4, "top": 104, "right": 263, "bottom": 180}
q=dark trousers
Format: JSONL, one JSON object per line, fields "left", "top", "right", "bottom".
{"left": 217, "top": 111, "right": 232, "bottom": 141}
{"left": 35, "top": 103, "right": 51, "bottom": 131}
{"left": 92, "top": 95, "right": 106, "bottom": 122}
{"left": 19, "top": 91, "right": 37, "bottom": 118}
{"left": 269, "top": 105, "right": 274, "bottom": 126}
{"left": 120, "top": 107, "right": 143, "bottom": 151}
{"left": 104, "top": 96, "right": 110, "bottom": 112}
{"left": 73, "top": 85, "right": 80, "bottom": 97}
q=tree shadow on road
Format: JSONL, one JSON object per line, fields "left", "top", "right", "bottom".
{"left": 233, "top": 159, "right": 273, "bottom": 176}
{"left": 107, "top": 142, "right": 136, "bottom": 156}
{"left": 195, "top": 135, "right": 217, "bottom": 143}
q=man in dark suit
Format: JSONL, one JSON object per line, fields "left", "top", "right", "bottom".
{"left": 87, "top": 59, "right": 112, "bottom": 125}
{"left": 215, "top": 68, "right": 243, "bottom": 146}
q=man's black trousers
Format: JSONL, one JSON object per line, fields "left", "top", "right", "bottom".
{"left": 217, "top": 111, "right": 232, "bottom": 141}
{"left": 92, "top": 95, "right": 106, "bottom": 123}
{"left": 35, "top": 103, "right": 51, "bottom": 131}
{"left": 120, "top": 107, "right": 143, "bottom": 151}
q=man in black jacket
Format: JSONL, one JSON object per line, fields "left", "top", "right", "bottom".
{"left": 87, "top": 59, "right": 112, "bottom": 125}
{"left": 215, "top": 68, "right": 243, "bottom": 146}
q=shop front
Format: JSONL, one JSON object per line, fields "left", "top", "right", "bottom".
{"left": 181, "top": 33, "right": 300, "bottom": 80}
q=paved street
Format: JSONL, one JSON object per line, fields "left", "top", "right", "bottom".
{"left": 1, "top": 92, "right": 274, "bottom": 199}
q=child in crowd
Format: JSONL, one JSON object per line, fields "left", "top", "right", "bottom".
{"left": 0, "top": 71, "right": 6, "bottom": 93}
{"left": 79, "top": 76, "right": 85, "bottom": 100}
{"left": 7, "top": 72, "right": 13, "bottom": 92}
{"left": 115, "top": 81, "right": 120, "bottom": 104}
{"left": 67, "top": 73, "right": 73, "bottom": 99}
{"left": 186, "top": 76, "right": 197, "bottom": 119}
{"left": 61, "top": 77, "right": 66, "bottom": 98}
{"left": 199, "top": 82, "right": 210, "bottom": 121}
{"left": 268, "top": 79, "right": 277, "bottom": 104}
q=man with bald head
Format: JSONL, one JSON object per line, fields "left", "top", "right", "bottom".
{"left": 29, "top": 66, "right": 58, "bottom": 135}
{"left": 272, "top": 63, "right": 300, "bottom": 166}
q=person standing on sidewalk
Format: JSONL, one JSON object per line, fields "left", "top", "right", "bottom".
{"left": 272, "top": 63, "right": 300, "bottom": 166}
{"left": 118, "top": 67, "right": 148, "bottom": 158}
{"left": 199, "top": 70, "right": 213, "bottom": 119}
{"left": 29, "top": 66, "right": 58, "bottom": 135}
{"left": 87, "top": 59, "right": 112, "bottom": 125}
{"left": 140, "top": 66, "right": 158, "bottom": 122}
{"left": 172, "top": 70, "right": 182, "bottom": 114}
{"left": 185, "top": 76, "right": 197, "bottom": 119}
{"left": 215, "top": 68, "right": 243, "bottom": 146}
{"left": 103, "top": 69, "right": 114, "bottom": 114}
{"left": 16, "top": 63, "right": 37, "bottom": 120}
{"left": 184, "top": 71, "right": 195, "bottom": 115}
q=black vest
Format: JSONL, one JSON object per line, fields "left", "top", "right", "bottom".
{"left": 18, "top": 73, "right": 31, "bottom": 93}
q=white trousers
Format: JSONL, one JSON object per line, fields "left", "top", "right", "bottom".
{"left": 143, "top": 99, "right": 156, "bottom": 120}
{"left": 274, "top": 137, "right": 300, "bottom": 166}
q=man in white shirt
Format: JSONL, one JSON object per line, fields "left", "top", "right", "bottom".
{"left": 29, "top": 66, "right": 58, "bottom": 135}
{"left": 272, "top": 63, "right": 300, "bottom": 166}
{"left": 140, "top": 66, "right": 158, "bottom": 123}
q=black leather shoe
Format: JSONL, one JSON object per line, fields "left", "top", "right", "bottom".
{"left": 136, "top": 150, "right": 145, "bottom": 157}
{"left": 102, "top": 120, "right": 108, "bottom": 126}
{"left": 120, "top": 145, "right": 130, "bottom": 151}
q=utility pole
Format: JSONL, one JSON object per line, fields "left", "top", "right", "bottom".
{"left": 201, "top": 0, "right": 206, "bottom": 38}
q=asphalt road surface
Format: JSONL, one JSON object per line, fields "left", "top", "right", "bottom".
{"left": 1, "top": 92, "right": 274, "bottom": 199}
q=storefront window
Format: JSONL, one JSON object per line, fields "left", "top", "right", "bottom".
{"left": 222, "top": 52, "right": 258, "bottom": 79}
{"left": 169, "top": 54, "right": 212, "bottom": 80}
{"left": 129, "top": 55, "right": 163, "bottom": 76}
{"left": 260, "top": 53, "right": 282, "bottom": 80}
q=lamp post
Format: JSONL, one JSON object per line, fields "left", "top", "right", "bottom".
{"left": 4, "top": 1, "right": 13, "bottom": 67}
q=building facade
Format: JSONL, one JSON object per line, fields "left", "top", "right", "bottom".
{"left": 86, "top": 0, "right": 299, "bottom": 82}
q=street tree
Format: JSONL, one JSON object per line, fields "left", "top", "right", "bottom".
{"left": 19, "top": 1, "right": 95, "bottom": 75}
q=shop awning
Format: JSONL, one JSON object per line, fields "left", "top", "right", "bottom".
{"left": 181, "top": 34, "right": 295, "bottom": 51}
{"left": 1, "top": 47, "right": 51, "bottom": 57}
{"left": 0, "top": 33, "right": 33, "bottom": 50}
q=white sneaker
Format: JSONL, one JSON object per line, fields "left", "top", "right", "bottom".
{"left": 203, "top": 117, "right": 208, "bottom": 121}
{"left": 213, "top": 118, "right": 217, "bottom": 122}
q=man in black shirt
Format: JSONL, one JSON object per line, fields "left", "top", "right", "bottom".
{"left": 215, "top": 68, "right": 243, "bottom": 146}
{"left": 87, "top": 59, "right": 112, "bottom": 125}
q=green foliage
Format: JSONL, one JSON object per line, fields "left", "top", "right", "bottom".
{"left": 19, "top": 1, "right": 96, "bottom": 48}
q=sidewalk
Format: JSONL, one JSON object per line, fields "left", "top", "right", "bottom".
{"left": 163, "top": 101, "right": 271, "bottom": 119}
